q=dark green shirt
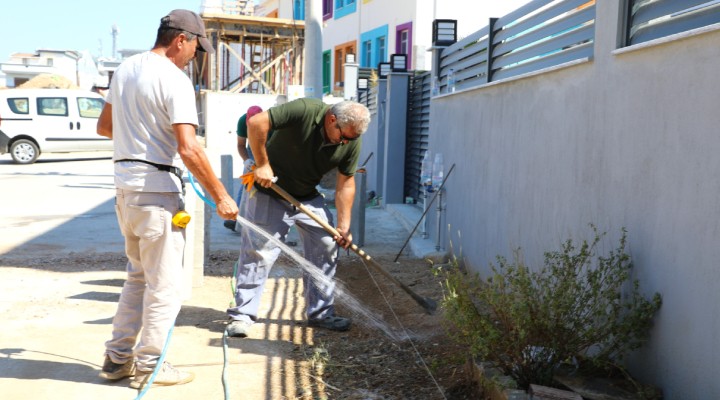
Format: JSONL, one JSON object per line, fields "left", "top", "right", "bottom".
{"left": 236, "top": 113, "right": 274, "bottom": 159}
{"left": 236, "top": 114, "right": 249, "bottom": 139}
{"left": 260, "top": 98, "right": 361, "bottom": 199}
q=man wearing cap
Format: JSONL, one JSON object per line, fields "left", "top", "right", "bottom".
{"left": 96, "top": 9, "right": 238, "bottom": 389}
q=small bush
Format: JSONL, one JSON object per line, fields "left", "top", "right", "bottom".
{"left": 439, "top": 226, "right": 662, "bottom": 389}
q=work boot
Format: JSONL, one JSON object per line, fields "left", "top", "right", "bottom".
{"left": 226, "top": 320, "right": 253, "bottom": 338}
{"left": 308, "top": 315, "right": 351, "bottom": 332}
{"left": 99, "top": 355, "right": 135, "bottom": 380}
{"left": 129, "top": 362, "right": 194, "bottom": 389}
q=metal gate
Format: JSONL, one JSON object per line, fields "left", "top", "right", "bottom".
{"left": 404, "top": 71, "right": 431, "bottom": 203}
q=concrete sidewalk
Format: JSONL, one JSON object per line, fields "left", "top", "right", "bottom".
{"left": 0, "top": 151, "right": 438, "bottom": 399}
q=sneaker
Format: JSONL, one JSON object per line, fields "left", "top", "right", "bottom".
{"left": 226, "top": 320, "right": 253, "bottom": 338}
{"left": 129, "top": 362, "right": 194, "bottom": 389}
{"left": 99, "top": 355, "right": 135, "bottom": 380}
{"left": 223, "top": 220, "right": 237, "bottom": 232}
{"left": 308, "top": 315, "right": 351, "bottom": 332}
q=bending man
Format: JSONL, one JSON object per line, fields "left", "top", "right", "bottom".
{"left": 226, "top": 98, "right": 370, "bottom": 337}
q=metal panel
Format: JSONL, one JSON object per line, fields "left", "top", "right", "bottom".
{"left": 492, "top": 23, "right": 594, "bottom": 70}
{"left": 455, "top": 74, "right": 490, "bottom": 92}
{"left": 492, "top": 41, "right": 593, "bottom": 81}
{"left": 441, "top": 26, "right": 490, "bottom": 60}
{"left": 629, "top": 0, "right": 720, "bottom": 44}
{"left": 631, "top": 0, "right": 711, "bottom": 26}
{"left": 440, "top": 37, "right": 490, "bottom": 69}
{"left": 496, "top": 0, "right": 555, "bottom": 28}
{"left": 493, "top": 6, "right": 596, "bottom": 57}
{"left": 494, "top": 0, "right": 592, "bottom": 43}
{"left": 404, "top": 72, "right": 431, "bottom": 201}
{"left": 441, "top": 51, "right": 490, "bottom": 78}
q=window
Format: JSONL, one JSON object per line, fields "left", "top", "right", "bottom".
{"left": 395, "top": 22, "right": 413, "bottom": 70}
{"left": 293, "top": 0, "right": 305, "bottom": 20}
{"left": 77, "top": 97, "right": 104, "bottom": 118}
{"left": 7, "top": 98, "right": 29, "bottom": 114}
{"left": 334, "top": 0, "right": 356, "bottom": 19}
{"left": 323, "top": 0, "right": 333, "bottom": 20}
{"left": 333, "top": 41, "right": 357, "bottom": 91}
{"left": 363, "top": 41, "right": 372, "bottom": 68}
{"left": 37, "top": 97, "right": 68, "bottom": 116}
{"left": 376, "top": 36, "right": 386, "bottom": 66}
{"left": 360, "top": 25, "right": 389, "bottom": 68}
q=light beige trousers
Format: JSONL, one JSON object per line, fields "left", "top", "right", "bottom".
{"left": 105, "top": 189, "right": 185, "bottom": 371}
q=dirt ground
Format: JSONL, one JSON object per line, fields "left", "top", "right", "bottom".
{"left": 5, "top": 249, "right": 476, "bottom": 400}
{"left": 205, "top": 249, "right": 476, "bottom": 400}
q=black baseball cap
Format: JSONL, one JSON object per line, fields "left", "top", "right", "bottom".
{"left": 162, "top": 9, "right": 214, "bottom": 54}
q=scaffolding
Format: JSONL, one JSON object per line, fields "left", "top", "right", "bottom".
{"left": 194, "top": 13, "right": 305, "bottom": 95}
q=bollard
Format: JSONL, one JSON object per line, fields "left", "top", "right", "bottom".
{"left": 350, "top": 169, "right": 367, "bottom": 247}
{"left": 220, "top": 154, "right": 234, "bottom": 195}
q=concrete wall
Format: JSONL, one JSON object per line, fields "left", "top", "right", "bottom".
{"left": 201, "top": 91, "right": 285, "bottom": 176}
{"left": 427, "top": 1, "right": 720, "bottom": 397}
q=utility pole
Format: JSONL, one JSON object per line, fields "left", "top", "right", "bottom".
{"left": 111, "top": 24, "right": 119, "bottom": 60}
{"left": 304, "top": 0, "right": 322, "bottom": 99}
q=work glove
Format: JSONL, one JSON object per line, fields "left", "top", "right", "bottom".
{"left": 240, "top": 165, "right": 257, "bottom": 193}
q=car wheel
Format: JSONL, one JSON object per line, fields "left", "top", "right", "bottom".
{"left": 10, "top": 139, "right": 40, "bottom": 164}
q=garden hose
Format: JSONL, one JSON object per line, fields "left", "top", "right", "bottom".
{"left": 189, "top": 171, "right": 235, "bottom": 400}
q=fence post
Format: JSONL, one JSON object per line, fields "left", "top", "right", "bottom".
{"left": 381, "top": 71, "right": 411, "bottom": 204}
{"left": 351, "top": 168, "right": 367, "bottom": 246}
{"left": 374, "top": 78, "right": 388, "bottom": 200}
{"left": 344, "top": 60, "right": 359, "bottom": 100}
{"left": 486, "top": 18, "right": 498, "bottom": 84}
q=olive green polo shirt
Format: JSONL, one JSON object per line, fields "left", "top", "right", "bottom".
{"left": 259, "top": 98, "right": 361, "bottom": 200}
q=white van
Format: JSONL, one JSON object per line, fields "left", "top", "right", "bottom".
{"left": 0, "top": 88, "right": 111, "bottom": 164}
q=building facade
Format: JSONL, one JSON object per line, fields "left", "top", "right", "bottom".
{"left": 255, "top": 0, "right": 530, "bottom": 95}
{"left": 0, "top": 49, "right": 104, "bottom": 90}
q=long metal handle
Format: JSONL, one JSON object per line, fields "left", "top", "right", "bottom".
{"left": 270, "top": 183, "right": 437, "bottom": 314}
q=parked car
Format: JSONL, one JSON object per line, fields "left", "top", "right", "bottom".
{"left": 0, "top": 88, "right": 111, "bottom": 164}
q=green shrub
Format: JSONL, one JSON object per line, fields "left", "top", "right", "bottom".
{"left": 439, "top": 226, "right": 662, "bottom": 389}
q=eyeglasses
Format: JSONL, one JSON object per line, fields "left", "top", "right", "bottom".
{"left": 336, "top": 124, "right": 358, "bottom": 143}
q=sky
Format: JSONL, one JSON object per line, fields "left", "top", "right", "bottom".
{"left": 0, "top": 0, "right": 227, "bottom": 60}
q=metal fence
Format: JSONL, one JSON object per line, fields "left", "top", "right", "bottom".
{"left": 437, "top": 0, "right": 596, "bottom": 93}
{"left": 405, "top": 72, "right": 432, "bottom": 201}
{"left": 627, "top": 0, "right": 720, "bottom": 45}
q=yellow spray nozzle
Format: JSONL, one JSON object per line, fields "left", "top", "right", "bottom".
{"left": 172, "top": 210, "right": 191, "bottom": 228}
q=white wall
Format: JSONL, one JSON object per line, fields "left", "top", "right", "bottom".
{"left": 428, "top": 1, "right": 720, "bottom": 398}
{"left": 201, "top": 91, "right": 285, "bottom": 176}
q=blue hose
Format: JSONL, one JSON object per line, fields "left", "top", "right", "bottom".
{"left": 188, "top": 172, "right": 234, "bottom": 400}
{"left": 188, "top": 172, "right": 216, "bottom": 208}
{"left": 133, "top": 324, "right": 175, "bottom": 398}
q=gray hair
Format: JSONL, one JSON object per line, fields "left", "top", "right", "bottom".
{"left": 332, "top": 101, "right": 371, "bottom": 136}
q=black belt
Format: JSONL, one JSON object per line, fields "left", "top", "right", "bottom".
{"left": 114, "top": 159, "right": 185, "bottom": 193}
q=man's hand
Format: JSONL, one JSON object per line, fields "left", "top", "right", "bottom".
{"left": 333, "top": 228, "right": 353, "bottom": 250}
{"left": 215, "top": 196, "right": 239, "bottom": 221}
{"left": 253, "top": 164, "right": 275, "bottom": 188}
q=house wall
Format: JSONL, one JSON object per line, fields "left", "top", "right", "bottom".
{"left": 428, "top": 1, "right": 720, "bottom": 397}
